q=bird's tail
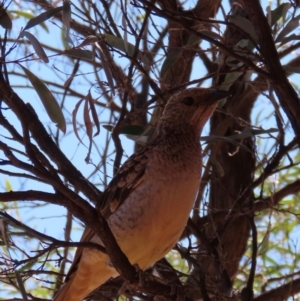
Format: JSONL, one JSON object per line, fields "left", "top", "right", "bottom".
{"left": 53, "top": 261, "right": 118, "bottom": 301}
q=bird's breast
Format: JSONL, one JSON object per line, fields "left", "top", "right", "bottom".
{"left": 108, "top": 163, "right": 200, "bottom": 269}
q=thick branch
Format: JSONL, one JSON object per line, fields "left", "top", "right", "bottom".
{"left": 254, "top": 277, "right": 300, "bottom": 301}
{"left": 241, "top": 0, "right": 300, "bottom": 146}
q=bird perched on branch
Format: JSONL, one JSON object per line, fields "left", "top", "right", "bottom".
{"left": 53, "top": 87, "right": 229, "bottom": 301}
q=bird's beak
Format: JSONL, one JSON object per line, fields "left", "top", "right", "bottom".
{"left": 209, "top": 90, "right": 231, "bottom": 103}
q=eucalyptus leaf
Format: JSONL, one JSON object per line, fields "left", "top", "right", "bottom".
{"left": 278, "top": 33, "right": 300, "bottom": 46}
{"left": 103, "top": 34, "right": 149, "bottom": 65}
{"left": 65, "top": 49, "right": 93, "bottom": 60}
{"left": 267, "top": 3, "right": 291, "bottom": 27}
{"left": 95, "top": 42, "right": 115, "bottom": 95}
{"left": 0, "top": 5, "right": 12, "bottom": 29}
{"left": 276, "top": 15, "right": 300, "bottom": 42}
{"left": 19, "top": 31, "right": 49, "bottom": 63}
{"left": 103, "top": 124, "right": 153, "bottom": 146}
{"left": 23, "top": 6, "right": 63, "bottom": 31}
{"left": 202, "top": 135, "right": 252, "bottom": 153}
{"left": 229, "top": 15, "right": 258, "bottom": 43}
{"left": 62, "top": 0, "right": 71, "bottom": 44}
{"left": 77, "top": 35, "right": 98, "bottom": 48}
{"left": 20, "top": 65, "right": 66, "bottom": 132}
{"left": 103, "top": 124, "right": 150, "bottom": 136}
{"left": 11, "top": 10, "right": 48, "bottom": 31}
{"left": 122, "top": 14, "right": 129, "bottom": 53}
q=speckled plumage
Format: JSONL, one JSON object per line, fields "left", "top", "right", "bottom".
{"left": 53, "top": 88, "right": 229, "bottom": 301}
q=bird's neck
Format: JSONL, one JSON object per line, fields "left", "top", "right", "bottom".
{"left": 155, "top": 123, "right": 200, "bottom": 143}
{"left": 153, "top": 124, "right": 202, "bottom": 160}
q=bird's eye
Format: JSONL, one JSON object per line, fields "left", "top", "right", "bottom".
{"left": 182, "top": 97, "right": 194, "bottom": 106}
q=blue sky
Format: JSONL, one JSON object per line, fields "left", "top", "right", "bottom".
{"left": 1, "top": 0, "right": 300, "bottom": 298}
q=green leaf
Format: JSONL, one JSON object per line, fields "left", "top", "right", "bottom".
{"left": 276, "top": 15, "right": 300, "bottom": 42}
{"left": 77, "top": 35, "right": 98, "bottom": 48}
{"left": 103, "top": 34, "right": 149, "bottom": 65}
{"left": 229, "top": 15, "right": 258, "bottom": 43}
{"left": 202, "top": 127, "right": 278, "bottom": 142}
{"left": 95, "top": 42, "right": 115, "bottom": 95}
{"left": 122, "top": 14, "right": 129, "bottom": 54}
{"left": 201, "top": 128, "right": 278, "bottom": 153}
{"left": 103, "top": 124, "right": 150, "bottom": 136}
{"left": 222, "top": 71, "right": 243, "bottom": 87}
{"left": 23, "top": 6, "right": 63, "bottom": 31}
{"left": 10, "top": 10, "right": 48, "bottom": 32}
{"left": 0, "top": 5, "right": 12, "bottom": 29}
{"left": 10, "top": 10, "right": 34, "bottom": 19}
{"left": 267, "top": 3, "right": 291, "bottom": 27}
{"left": 278, "top": 33, "right": 300, "bottom": 46}
{"left": 62, "top": 0, "right": 72, "bottom": 44}
{"left": 19, "top": 31, "right": 49, "bottom": 63}
{"left": 64, "top": 49, "right": 94, "bottom": 60}
{"left": 72, "top": 98, "right": 86, "bottom": 146}
{"left": 20, "top": 65, "right": 66, "bottom": 132}
{"left": 202, "top": 135, "right": 252, "bottom": 153}
{"left": 103, "top": 124, "right": 153, "bottom": 145}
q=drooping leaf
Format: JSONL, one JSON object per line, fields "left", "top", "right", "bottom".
{"left": 95, "top": 42, "right": 115, "bottom": 95}
{"left": 84, "top": 97, "right": 93, "bottom": 140}
{"left": 19, "top": 31, "right": 49, "bottom": 63}
{"left": 202, "top": 135, "right": 252, "bottom": 153}
{"left": 20, "top": 65, "right": 66, "bottom": 132}
{"left": 278, "top": 33, "right": 300, "bottom": 46}
{"left": 122, "top": 14, "right": 129, "bottom": 54}
{"left": 23, "top": 6, "right": 63, "bottom": 31}
{"left": 77, "top": 35, "right": 98, "bottom": 48}
{"left": 10, "top": 10, "right": 48, "bottom": 31}
{"left": 201, "top": 127, "right": 278, "bottom": 152}
{"left": 10, "top": 10, "right": 34, "bottom": 19}
{"left": 229, "top": 15, "right": 258, "bottom": 43}
{"left": 0, "top": 219, "right": 9, "bottom": 249}
{"left": 62, "top": 0, "right": 72, "bottom": 44}
{"left": 87, "top": 91, "right": 100, "bottom": 137}
{"left": 64, "top": 49, "right": 94, "bottom": 60}
{"left": 222, "top": 71, "right": 243, "bottom": 87}
{"left": 267, "top": 3, "right": 291, "bottom": 27}
{"left": 72, "top": 98, "right": 86, "bottom": 146}
{"left": 64, "top": 74, "right": 75, "bottom": 88}
{"left": 276, "top": 15, "right": 300, "bottom": 42}
{"left": 0, "top": 5, "right": 12, "bottom": 29}
{"left": 103, "top": 124, "right": 150, "bottom": 136}
{"left": 235, "top": 39, "right": 255, "bottom": 51}
{"left": 103, "top": 34, "right": 149, "bottom": 65}
{"left": 202, "top": 127, "right": 278, "bottom": 142}
{"left": 103, "top": 124, "right": 153, "bottom": 145}
{"left": 84, "top": 97, "right": 93, "bottom": 163}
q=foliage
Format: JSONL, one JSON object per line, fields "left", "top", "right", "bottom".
{"left": 0, "top": 0, "right": 300, "bottom": 300}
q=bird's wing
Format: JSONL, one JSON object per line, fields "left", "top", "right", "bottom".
{"left": 64, "top": 143, "right": 151, "bottom": 283}
{"left": 98, "top": 146, "right": 150, "bottom": 218}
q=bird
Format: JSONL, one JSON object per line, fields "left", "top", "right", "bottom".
{"left": 53, "top": 87, "right": 229, "bottom": 301}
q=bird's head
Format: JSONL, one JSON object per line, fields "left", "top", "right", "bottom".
{"left": 157, "top": 88, "right": 230, "bottom": 135}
